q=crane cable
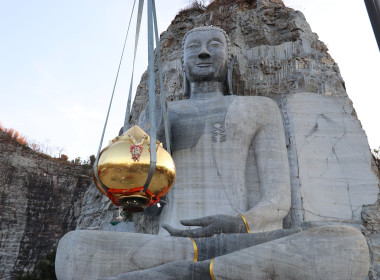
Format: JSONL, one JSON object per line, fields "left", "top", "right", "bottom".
{"left": 141, "top": 0, "right": 172, "bottom": 192}
{"left": 123, "top": 0, "right": 145, "bottom": 133}
{"left": 94, "top": 0, "right": 171, "bottom": 195}
{"left": 143, "top": 0, "right": 158, "bottom": 192}
{"left": 153, "top": 0, "right": 171, "bottom": 155}
{"left": 93, "top": 0, "right": 139, "bottom": 195}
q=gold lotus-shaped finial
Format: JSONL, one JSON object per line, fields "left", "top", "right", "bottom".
{"left": 93, "top": 125, "right": 176, "bottom": 212}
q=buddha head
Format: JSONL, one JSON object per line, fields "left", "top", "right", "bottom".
{"left": 182, "top": 26, "right": 233, "bottom": 97}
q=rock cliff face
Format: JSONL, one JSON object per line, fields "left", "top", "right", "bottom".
{"left": 80, "top": 0, "right": 346, "bottom": 228}
{"left": 0, "top": 131, "right": 91, "bottom": 279}
{"left": 77, "top": 0, "right": 380, "bottom": 278}
{"left": 129, "top": 0, "right": 346, "bottom": 125}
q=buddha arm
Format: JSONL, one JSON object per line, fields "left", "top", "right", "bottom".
{"left": 243, "top": 101, "right": 291, "bottom": 232}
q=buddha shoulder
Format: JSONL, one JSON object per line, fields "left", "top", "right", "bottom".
{"left": 230, "top": 96, "right": 282, "bottom": 119}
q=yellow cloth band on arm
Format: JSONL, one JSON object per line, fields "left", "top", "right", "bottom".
{"left": 189, "top": 237, "right": 198, "bottom": 262}
{"left": 238, "top": 214, "right": 251, "bottom": 233}
{"left": 210, "top": 258, "right": 216, "bottom": 280}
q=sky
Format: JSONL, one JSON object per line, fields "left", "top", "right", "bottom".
{"left": 0, "top": 0, "right": 379, "bottom": 161}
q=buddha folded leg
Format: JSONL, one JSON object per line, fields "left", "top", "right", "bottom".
{"left": 55, "top": 230, "right": 195, "bottom": 280}
{"left": 104, "top": 225, "right": 370, "bottom": 280}
{"left": 212, "top": 225, "right": 370, "bottom": 280}
{"left": 55, "top": 228, "right": 300, "bottom": 280}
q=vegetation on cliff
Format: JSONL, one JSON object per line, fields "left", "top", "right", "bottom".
{"left": 0, "top": 127, "right": 92, "bottom": 279}
{"left": 16, "top": 250, "right": 56, "bottom": 280}
{"left": 0, "top": 121, "right": 95, "bottom": 166}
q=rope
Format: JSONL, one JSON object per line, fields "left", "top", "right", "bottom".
{"left": 93, "top": 0, "right": 137, "bottom": 194}
{"left": 123, "top": 0, "right": 145, "bottom": 133}
{"left": 143, "top": 0, "right": 157, "bottom": 192}
{"left": 94, "top": 0, "right": 170, "bottom": 196}
{"left": 152, "top": 0, "right": 171, "bottom": 154}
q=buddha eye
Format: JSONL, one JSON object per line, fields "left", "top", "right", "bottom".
{"left": 186, "top": 43, "right": 200, "bottom": 49}
{"left": 208, "top": 40, "right": 223, "bottom": 47}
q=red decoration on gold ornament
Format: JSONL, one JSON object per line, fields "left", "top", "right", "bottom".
{"left": 130, "top": 144, "right": 143, "bottom": 162}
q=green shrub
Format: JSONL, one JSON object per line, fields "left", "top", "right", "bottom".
{"left": 17, "top": 250, "right": 56, "bottom": 280}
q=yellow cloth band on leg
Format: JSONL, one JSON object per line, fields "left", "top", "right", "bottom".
{"left": 189, "top": 237, "right": 198, "bottom": 262}
{"left": 238, "top": 214, "right": 251, "bottom": 233}
{"left": 210, "top": 258, "right": 216, "bottom": 280}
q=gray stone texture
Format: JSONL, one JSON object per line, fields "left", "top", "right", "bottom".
{"left": 56, "top": 226, "right": 369, "bottom": 280}
{"left": 284, "top": 92, "right": 378, "bottom": 224}
{"left": 193, "top": 228, "right": 301, "bottom": 261}
{"left": 75, "top": 183, "right": 118, "bottom": 230}
{"left": 212, "top": 226, "right": 370, "bottom": 280}
{"left": 56, "top": 230, "right": 195, "bottom": 280}
{"left": 153, "top": 95, "right": 291, "bottom": 235}
{"left": 75, "top": 0, "right": 380, "bottom": 278}
{"left": 0, "top": 131, "right": 92, "bottom": 279}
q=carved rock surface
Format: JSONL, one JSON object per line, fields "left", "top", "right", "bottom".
{"left": 75, "top": 183, "right": 115, "bottom": 230}
{"left": 0, "top": 131, "right": 91, "bottom": 279}
{"left": 213, "top": 226, "right": 370, "bottom": 280}
{"left": 79, "top": 0, "right": 349, "bottom": 232}
{"left": 363, "top": 198, "right": 380, "bottom": 279}
{"left": 283, "top": 92, "right": 378, "bottom": 224}
{"left": 76, "top": 0, "right": 380, "bottom": 278}
{"left": 129, "top": 0, "right": 346, "bottom": 126}
{"left": 56, "top": 225, "right": 370, "bottom": 279}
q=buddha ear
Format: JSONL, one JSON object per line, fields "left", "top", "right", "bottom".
{"left": 183, "top": 71, "right": 190, "bottom": 99}
{"left": 226, "top": 57, "right": 234, "bottom": 95}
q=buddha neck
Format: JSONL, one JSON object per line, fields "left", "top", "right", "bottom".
{"left": 189, "top": 81, "right": 225, "bottom": 100}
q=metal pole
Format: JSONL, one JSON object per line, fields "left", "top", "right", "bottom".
{"left": 364, "top": 0, "right": 380, "bottom": 51}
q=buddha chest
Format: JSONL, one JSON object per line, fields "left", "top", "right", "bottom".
{"left": 169, "top": 95, "right": 235, "bottom": 150}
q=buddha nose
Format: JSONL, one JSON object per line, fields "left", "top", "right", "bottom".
{"left": 198, "top": 46, "right": 211, "bottom": 59}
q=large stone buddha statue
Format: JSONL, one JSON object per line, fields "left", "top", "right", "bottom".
{"left": 141, "top": 26, "right": 291, "bottom": 237}
{"left": 56, "top": 26, "right": 370, "bottom": 280}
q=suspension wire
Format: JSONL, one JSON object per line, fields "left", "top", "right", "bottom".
{"left": 94, "top": 0, "right": 166, "bottom": 195}
{"left": 152, "top": 0, "right": 171, "bottom": 154}
{"left": 123, "top": 0, "right": 145, "bottom": 133}
{"left": 142, "top": 0, "right": 157, "bottom": 192}
{"left": 93, "top": 0, "right": 137, "bottom": 194}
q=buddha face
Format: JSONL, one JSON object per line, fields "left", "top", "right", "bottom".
{"left": 183, "top": 29, "right": 228, "bottom": 83}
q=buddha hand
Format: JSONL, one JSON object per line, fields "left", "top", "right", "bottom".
{"left": 162, "top": 214, "right": 247, "bottom": 238}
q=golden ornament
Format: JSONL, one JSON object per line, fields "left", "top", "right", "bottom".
{"left": 93, "top": 125, "right": 176, "bottom": 212}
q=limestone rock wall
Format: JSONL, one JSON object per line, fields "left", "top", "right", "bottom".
{"left": 75, "top": 183, "right": 119, "bottom": 230}
{"left": 363, "top": 165, "right": 380, "bottom": 279}
{"left": 129, "top": 0, "right": 346, "bottom": 126}
{"left": 281, "top": 92, "right": 378, "bottom": 225}
{"left": 79, "top": 0, "right": 348, "bottom": 229}
{"left": 77, "top": 0, "right": 380, "bottom": 278}
{"left": 0, "top": 131, "right": 92, "bottom": 279}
